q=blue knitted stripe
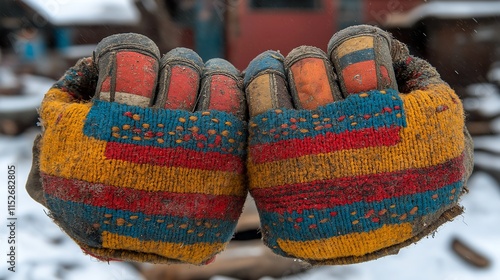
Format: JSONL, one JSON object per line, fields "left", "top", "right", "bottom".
{"left": 45, "top": 196, "right": 235, "bottom": 245}
{"left": 249, "top": 89, "right": 406, "bottom": 145}
{"left": 83, "top": 100, "right": 247, "bottom": 156}
{"left": 259, "top": 181, "right": 462, "bottom": 243}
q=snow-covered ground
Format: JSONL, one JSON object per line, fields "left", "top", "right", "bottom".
{"left": 21, "top": 0, "right": 140, "bottom": 26}
{"left": 1, "top": 83, "right": 500, "bottom": 280}
{"left": 0, "top": 74, "right": 55, "bottom": 113}
{"left": 0, "top": 130, "right": 499, "bottom": 280}
{"left": 0, "top": 129, "right": 145, "bottom": 280}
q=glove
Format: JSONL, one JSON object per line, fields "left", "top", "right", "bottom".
{"left": 26, "top": 33, "right": 248, "bottom": 265}
{"left": 244, "top": 25, "right": 473, "bottom": 265}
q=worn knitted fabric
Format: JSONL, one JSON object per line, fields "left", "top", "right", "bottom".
{"left": 248, "top": 84, "right": 469, "bottom": 265}
{"left": 38, "top": 88, "right": 247, "bottom": 265}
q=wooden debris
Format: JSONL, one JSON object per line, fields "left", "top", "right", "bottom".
{"left": 451, "top": 238, "right": 491, "bottom": 268}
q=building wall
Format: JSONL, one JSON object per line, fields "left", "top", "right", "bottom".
{"left": 425, "top": 18, "right": 500, "bottom": 88}
{"left": 226, "top": 0, "right": 336, "bottom": 70}
{"left": 363, "top": 0, "right": 424, "bottom": 26}
{"left": 226, "top": 0, "right": 423, "bottom": 70}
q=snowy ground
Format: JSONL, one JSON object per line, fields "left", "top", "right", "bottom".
{"left": 0, "top": 128, "right": 144, "bottom": 280}
{"left": 1, "top": 130, "right": 499, "bottom": 280}
{"left": 1, "top": 89, "right": 500, "bottom": 280}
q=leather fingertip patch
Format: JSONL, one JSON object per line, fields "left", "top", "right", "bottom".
{"left": 289, "top": 58, "right": 335, "bottom": 109}
{"left": 162, "top": 65, "right": 200, "bottom": 110}
{"left": 207, "top": 74, "right": 243, "bottom": 116}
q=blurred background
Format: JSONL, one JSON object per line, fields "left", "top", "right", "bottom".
{"left": 1, "top": 0, "right": 500, "bottom": 279}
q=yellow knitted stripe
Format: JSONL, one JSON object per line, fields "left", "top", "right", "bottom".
{"left": 249, "top": 84, "right": 465, "bottom": 189}
{"left": 39, "top": 89, "right": 245, "bottom": 196}
{"left": 277, "top": 223, "right": 412, "bottom": 260}
{"left": 102, "top": 232, "right": 224, "bottom": 264}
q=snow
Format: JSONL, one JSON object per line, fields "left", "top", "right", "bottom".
{"left": 385, "top": 1, "right": 500, "bottom": 27}
{"left": 488, "top": 62, "right": 500, "bottom": 84}
{"left": 61, "top": 45, "right": 96, "bottom": 60}
{"left": 1, "top": 130, "right": 500, "bottom": 280}
{"left": 0, "top": 74, "right": 54, "bottom": 113}
{"left": 0, "top": 68, "right": 19, "bottom": 89}
{"left": 463, "top": 83, "right": 500, "bottom": 117}
{"left": 473, "top": 135, "right": 500, "bottom": 153}
{"left": 1, "top": 85, "right": 500, "bottom": 279}
{"left": 0, "top": 129, "right": 145, "bottom": 280}
{"left": 21, "top": 0, "right": 140, "bottom": 26}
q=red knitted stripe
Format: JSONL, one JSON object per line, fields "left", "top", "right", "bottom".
{"left": 105, "top": 142, "right": 243, "bottom": 173}
{"left": 251, "top": 154, "right": 464, "bottom": 214}
{"left": 250, "top": 126, "right": 401, "bottom": 164}
{"left": 42, "top": 174, "right": 244, "bottom": 220}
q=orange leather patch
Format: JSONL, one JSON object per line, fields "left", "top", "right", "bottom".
{"left": 290, "top": 57, "right": 335, "bottom": 109}
{"left": 342, "top": 60, "right": 377, "bottom": 94}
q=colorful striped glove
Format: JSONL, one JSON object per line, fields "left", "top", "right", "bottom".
{"left": 244, "top": 25, "right": 473, "bottom": 265}
{"left": 27, "top": 34, "right": 247, "bottom": 264}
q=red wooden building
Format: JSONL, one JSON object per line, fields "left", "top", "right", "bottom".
{"left": 224, "top": 0, "right": 423, "bottom": 70}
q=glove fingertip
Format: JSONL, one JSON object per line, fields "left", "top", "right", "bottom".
{"left": 53, "top": 57, "right": 98, "bottom": 100}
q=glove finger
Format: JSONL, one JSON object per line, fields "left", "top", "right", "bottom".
{"left": 390, "top": 38, "right": 446, "bottom": 93}
{"left": 328, "top": 25, "right": 398, "bottom": 97}
{"left": 53, "top": 57, "right": 98, "bottom": 100}
{"left": 196, "top": 58, "right": 246, "bottom": 120}
{"left": 93, "top": 33, "right": 160, "bottom": 107}
{"left": 285, "top": 46, "right": 342, "bottom": 109}
{"left": 244, "top": 51, "right": 293, "bottom": 117}
{"left": 155, "top": 48, "right": 204, "bottom": 111}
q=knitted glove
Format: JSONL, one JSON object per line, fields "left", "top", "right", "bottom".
{"left": 26, "top": 34, "right": 247, "bottom": 265}
{"left": 245, "top": 25, "right": 473, "bottom": 265}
